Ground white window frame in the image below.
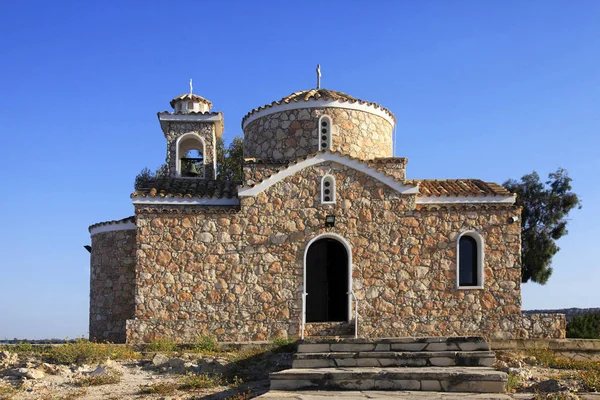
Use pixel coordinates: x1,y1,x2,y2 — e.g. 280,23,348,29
321,174,336,204
318,115,332,151
456,230,485,289
175,132,206,179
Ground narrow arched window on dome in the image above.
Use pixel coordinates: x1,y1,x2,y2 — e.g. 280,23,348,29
321,175,336,204
318,115,332,151
457,231,485,289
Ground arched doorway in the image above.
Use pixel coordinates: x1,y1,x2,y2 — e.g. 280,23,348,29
304,236,350,322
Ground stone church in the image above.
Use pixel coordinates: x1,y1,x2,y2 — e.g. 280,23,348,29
88,78,565,344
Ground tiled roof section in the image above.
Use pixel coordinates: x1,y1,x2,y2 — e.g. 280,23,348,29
242,88,396,125
371,157,408,164
132,179,239,199
88,216,135,232
169,93,212,108
244,157,291,165
407,179,513,197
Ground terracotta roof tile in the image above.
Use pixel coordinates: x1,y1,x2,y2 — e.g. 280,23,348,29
88,216,135,232
169,93,212,108
132,179,239,199
158,111,221,116
242,88,396,126
407,179,512,197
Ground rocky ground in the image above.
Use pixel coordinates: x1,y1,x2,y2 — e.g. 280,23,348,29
0,345,293,400
0,344,599,399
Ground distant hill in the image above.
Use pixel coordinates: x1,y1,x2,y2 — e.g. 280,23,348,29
524,308,600,321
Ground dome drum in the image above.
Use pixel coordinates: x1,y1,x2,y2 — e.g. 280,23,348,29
243,106,393,161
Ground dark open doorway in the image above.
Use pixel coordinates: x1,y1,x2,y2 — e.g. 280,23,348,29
305,237,349,322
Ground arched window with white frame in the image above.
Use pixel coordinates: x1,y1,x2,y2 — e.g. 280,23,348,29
318,115,332,151
176,133,205,178
457,231,484,289
321,174,336,204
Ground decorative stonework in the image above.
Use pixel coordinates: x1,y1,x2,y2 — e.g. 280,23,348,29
90,229,136,343
243,108,393,161
125,161,535,343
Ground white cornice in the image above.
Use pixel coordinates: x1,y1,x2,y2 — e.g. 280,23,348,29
158,112,224,137
131,196,240,206
416,195,516,204
238,152,418,197
158,113,222,123
242,99,395,129
90,221,136,236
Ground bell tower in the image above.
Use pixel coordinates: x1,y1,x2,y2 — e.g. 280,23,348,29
157,82,223,180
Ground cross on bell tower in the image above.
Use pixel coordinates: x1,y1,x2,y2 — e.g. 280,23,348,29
316,64,321,89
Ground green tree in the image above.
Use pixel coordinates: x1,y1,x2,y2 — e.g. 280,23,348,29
134,164,167,189
504,168,581,284
567,314,600,339
134,137,244,189
216,136,244,181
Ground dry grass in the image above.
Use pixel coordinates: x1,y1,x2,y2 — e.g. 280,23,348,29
506,372,522,393
225,391,254,400
39,389,88,400
0,383,17,400
579,369,600,392
139,382,178,395
73,372,122,387
45,340,138,365
178,372,224,390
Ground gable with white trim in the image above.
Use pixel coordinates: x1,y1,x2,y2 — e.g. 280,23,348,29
238,152,419,197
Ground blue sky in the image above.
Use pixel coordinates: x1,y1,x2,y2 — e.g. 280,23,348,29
0,1,598,339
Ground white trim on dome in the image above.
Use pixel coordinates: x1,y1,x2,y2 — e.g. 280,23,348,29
90,221,136,236
238,152,418,197
242,98,395,129
416,195,516,204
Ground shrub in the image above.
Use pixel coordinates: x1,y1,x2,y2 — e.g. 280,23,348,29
139,382,177,395
44,339,138,365
567,313,600,339
73,372,121,387
506,372,521,392
178,373,223,390
526,348,600,372
146,338,178,352
191,335,218,353
580,369,600,392
225,391,253,400
270,336,296,353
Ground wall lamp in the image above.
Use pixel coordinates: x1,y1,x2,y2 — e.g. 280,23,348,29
325,215,336,227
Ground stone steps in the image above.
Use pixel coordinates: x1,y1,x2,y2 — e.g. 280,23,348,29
297,336,490,353
270,366,508,393
292,350,495,368
270,336,506,393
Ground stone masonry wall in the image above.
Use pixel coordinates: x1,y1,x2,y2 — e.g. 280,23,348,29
90,229,136,343
165,121,216,180
123,161,547,343
243,108,393,161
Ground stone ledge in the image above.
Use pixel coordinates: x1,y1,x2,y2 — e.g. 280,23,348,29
270,367,507,393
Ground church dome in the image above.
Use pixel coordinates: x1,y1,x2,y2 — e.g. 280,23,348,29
242,88,395,128
170,93,212,114
242,87,396,161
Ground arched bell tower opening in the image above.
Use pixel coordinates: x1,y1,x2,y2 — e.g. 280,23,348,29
176,133,206,178
304,234,351,322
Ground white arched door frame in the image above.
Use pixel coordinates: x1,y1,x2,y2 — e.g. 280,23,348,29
302,233,353,335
